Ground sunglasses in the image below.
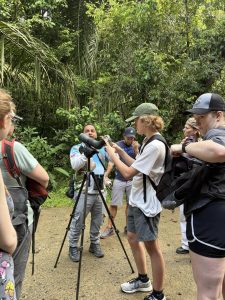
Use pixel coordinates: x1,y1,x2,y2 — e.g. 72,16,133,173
12,115,23,124
8,112,23,124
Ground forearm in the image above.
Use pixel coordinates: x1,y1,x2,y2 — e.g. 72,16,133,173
105,161,114,177
107,151,136,179
171,140,225,163
0,199,17,254
117,149,135,166
70,154,87,171
185,140,225,163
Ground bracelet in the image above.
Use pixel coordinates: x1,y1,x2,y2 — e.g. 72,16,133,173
182,143,187,153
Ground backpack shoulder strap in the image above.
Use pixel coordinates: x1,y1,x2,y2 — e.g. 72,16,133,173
2,139,23,187
142,134,170,201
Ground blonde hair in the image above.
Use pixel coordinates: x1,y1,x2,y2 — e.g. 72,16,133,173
186,117,199,130
185,117,201,140
0,89,15,121
140,115,164,132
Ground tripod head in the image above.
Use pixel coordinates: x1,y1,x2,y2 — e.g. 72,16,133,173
79,144,98,158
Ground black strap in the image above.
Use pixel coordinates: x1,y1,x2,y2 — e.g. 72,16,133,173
140,134,169,201
96,152,106,171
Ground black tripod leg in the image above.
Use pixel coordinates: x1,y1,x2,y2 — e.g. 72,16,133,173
76,171,90,300
54,174,87,268
91,173,134,274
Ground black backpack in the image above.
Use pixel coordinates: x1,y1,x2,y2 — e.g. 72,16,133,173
140,134,199,205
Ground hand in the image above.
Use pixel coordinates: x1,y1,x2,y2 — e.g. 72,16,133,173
181,137,188,144
102,137,120,154
104,176,112,187
132,141,139,154
170,144,182,157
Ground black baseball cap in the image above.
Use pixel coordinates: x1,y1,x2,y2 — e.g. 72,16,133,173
185,93,225,115
123,127,136,138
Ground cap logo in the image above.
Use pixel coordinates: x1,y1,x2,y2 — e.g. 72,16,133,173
194,98,201,106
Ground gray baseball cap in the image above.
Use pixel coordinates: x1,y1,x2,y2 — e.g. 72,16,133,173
126,103,159,122
186,93,225,115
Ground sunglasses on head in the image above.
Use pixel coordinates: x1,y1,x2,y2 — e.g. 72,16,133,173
11,114,23,124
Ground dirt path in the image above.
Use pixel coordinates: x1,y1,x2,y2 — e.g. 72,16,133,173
21,206,197,300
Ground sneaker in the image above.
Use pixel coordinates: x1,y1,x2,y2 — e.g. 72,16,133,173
89,243,104,258
100,227,114,239
176,247,189,254
121,277,152,294
69,247,80,262
144,292,166,300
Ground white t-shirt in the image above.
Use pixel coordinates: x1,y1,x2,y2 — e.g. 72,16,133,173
129,137,166,217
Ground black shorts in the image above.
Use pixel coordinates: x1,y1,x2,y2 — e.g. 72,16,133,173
186,200,225,258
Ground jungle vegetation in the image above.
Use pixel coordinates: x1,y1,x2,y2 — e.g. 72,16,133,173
1,0,225,185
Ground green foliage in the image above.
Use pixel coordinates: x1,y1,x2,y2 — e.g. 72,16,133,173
14,126,68,189
55,106,126,146
44,186,74,208
1,0,225,181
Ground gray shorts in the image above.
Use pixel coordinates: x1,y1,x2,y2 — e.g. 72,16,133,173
127,205,160,241
110,179,132,206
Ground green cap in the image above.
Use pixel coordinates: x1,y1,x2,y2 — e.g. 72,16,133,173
125,103,159,122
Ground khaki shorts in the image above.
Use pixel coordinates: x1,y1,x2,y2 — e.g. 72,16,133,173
110,179,132,206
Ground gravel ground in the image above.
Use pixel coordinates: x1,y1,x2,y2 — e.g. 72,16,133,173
21,206,198,300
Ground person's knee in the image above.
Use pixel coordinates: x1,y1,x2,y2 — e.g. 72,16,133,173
110,205,118,210
127,232,137,245
109,205,118,216
144,239,160,254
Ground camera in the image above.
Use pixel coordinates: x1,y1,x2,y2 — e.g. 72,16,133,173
78,134,112,158
79,144,98,158
79,134,112,149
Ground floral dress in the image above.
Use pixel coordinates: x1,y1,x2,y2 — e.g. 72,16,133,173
0,194,16,300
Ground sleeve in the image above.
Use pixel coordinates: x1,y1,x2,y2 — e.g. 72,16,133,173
14,142,38,174
204,129,225,146
131,141,164,176
70,144,88,171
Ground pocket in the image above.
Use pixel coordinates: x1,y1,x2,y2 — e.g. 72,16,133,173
93,175,104,190
14,223,28,246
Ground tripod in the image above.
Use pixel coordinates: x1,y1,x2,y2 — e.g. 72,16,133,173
54,153,134,300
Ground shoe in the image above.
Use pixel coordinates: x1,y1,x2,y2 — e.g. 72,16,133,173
176,246,189,254
144,292,166,300
69,247,80,262
100,227,114,239
89,243,104,258
124,226,127,234
121,277,152,294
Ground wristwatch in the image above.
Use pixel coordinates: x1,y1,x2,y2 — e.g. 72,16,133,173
182,143,187,153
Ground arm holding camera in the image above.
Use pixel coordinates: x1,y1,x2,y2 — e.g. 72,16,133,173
104,141,137,180
110,142,136,167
